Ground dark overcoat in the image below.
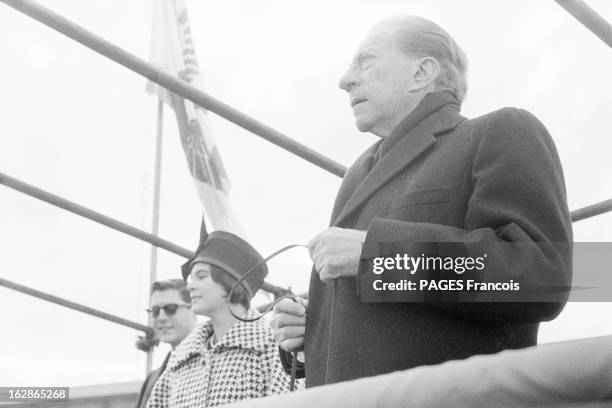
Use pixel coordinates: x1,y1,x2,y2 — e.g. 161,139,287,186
302,91,573,387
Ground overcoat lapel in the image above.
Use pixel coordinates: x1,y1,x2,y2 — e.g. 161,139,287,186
332,104,465,226
328,142,380,223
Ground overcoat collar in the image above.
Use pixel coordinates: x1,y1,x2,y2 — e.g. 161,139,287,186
332,91,465,226
167,309,268,371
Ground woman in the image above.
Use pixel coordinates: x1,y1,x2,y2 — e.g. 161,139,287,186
146,231,296,408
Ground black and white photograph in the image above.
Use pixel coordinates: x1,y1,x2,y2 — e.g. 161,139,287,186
0,0,611,407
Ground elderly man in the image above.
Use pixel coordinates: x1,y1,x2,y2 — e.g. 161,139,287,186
272,15,572,387
135,279,197,408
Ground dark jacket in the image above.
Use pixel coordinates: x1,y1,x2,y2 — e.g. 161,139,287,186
298,91,573,387
135,352,170,408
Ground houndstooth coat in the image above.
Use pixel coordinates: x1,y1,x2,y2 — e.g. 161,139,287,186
146,310,299,408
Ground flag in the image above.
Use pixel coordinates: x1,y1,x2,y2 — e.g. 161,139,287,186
147,0,247,239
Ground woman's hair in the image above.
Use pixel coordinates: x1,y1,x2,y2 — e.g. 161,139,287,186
210,265,251,309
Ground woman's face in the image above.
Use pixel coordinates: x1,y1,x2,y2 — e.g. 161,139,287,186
187,263,228,316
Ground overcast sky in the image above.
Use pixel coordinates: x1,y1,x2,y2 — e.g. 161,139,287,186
0,0,611,387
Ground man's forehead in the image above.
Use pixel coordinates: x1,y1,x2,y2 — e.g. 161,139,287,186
354,23,401,55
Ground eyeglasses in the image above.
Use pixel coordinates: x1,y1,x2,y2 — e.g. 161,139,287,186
146,303,190,318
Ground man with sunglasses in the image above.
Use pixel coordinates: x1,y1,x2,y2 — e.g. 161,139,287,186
136,279,197,408
146,231,298,408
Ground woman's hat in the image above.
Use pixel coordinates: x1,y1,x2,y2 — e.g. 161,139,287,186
181,230,267,298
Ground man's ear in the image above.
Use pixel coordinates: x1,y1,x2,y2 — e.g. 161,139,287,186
413,57,440,90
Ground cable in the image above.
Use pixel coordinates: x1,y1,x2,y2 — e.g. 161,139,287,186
226,243,308,391
227,244,307,323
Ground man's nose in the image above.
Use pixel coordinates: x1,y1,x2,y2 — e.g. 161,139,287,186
338,67,357,91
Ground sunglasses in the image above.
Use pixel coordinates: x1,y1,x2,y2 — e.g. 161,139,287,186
146,303,190,318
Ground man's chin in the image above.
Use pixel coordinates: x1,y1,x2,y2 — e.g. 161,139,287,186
159,334,175,344
355,118,372,133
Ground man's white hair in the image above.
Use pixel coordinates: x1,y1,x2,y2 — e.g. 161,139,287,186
380,16,468,104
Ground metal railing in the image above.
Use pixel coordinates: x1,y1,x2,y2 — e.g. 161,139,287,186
554,0,612,48
0,276,302,341
0,171,290,297
0,0,346,178
0,277,154,336
571,198,612,222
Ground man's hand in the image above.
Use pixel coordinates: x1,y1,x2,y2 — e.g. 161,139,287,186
270,297,307,352
308,227,367,284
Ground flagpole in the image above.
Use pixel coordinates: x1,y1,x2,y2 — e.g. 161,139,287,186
146,98,164,375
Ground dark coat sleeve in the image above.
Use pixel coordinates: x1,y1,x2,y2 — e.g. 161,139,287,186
363,108,573,324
